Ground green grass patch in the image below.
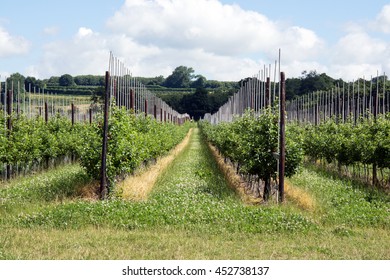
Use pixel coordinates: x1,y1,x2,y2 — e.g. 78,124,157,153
0,164,91,222
288,168,390,228
1,129,390,259
13,129,315,234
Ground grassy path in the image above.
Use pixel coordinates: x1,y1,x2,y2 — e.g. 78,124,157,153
0,128,389,259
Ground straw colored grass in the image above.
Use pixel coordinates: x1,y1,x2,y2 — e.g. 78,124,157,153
207,142,316,210
117,128,193,201
207,142,261,204
284,181,316,211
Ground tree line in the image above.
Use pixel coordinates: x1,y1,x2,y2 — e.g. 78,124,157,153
3,67,386,120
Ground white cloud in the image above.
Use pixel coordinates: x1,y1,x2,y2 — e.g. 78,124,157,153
29,28,108,77
374,4,390,33
329,29,390,80
332,32,387,64
76,27,94,38
27,1,390,82
106,0,323,67
0,26,30,57
43,26,59,36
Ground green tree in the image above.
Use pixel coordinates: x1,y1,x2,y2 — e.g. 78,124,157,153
181,87,209,120
59,74,75,87
46,76,60,86
164,66,195,88
191,75,206,88
6,73,25,93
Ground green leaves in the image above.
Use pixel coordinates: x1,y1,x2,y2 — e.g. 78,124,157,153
200,109,304,182
301,113,390,169
78,106,191,189
0,114,86,167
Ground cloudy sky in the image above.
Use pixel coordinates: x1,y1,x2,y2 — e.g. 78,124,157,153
1,0,389,81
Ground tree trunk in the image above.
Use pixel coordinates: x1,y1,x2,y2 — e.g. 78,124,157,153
263,177,271,201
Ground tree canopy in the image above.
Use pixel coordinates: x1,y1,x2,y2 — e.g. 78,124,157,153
59,74,75,87
164,66,195,88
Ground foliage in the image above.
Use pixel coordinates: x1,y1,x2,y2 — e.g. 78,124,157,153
6,73,25,94
58,74,75,87
180,88,210,120
300,114,390,169
200,109,304,199
78,106,191,189
15,129,315,234
286,71,336,100
164,66,195,88
0,114,88,167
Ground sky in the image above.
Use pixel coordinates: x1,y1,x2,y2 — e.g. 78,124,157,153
1,0,390,81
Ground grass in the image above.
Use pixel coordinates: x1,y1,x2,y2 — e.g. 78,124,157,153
0,128,389,259
116,128,193,200
1,227,389,260
287,168,390,228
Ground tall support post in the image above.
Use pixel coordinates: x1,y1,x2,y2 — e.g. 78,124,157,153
144,99,148,118
6,90,13,179
373,75,379,186
71,103,75,126
130,89,135,111
279,72,286,203
89,108,92,124
266,77,271,107
44,102,48,123
100,71,110,200
154,104,157,120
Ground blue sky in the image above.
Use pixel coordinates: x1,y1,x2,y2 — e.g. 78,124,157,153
1,0,389,81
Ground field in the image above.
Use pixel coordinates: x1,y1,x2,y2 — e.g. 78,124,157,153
1,128,389,259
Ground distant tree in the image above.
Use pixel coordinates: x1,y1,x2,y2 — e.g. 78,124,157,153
286,77,301,100
191,75,206,88
59,74,75,87
181,87,209,120
74,75,105,86
46,76,60,86
164,66,195,88
6,73,25,93
299,71,334,95
24,76,38,91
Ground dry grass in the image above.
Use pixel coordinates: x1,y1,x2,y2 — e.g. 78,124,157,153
207,143,262,205
117,129,193,201
77,180,100,200
207,142,316,210
284,181,316,211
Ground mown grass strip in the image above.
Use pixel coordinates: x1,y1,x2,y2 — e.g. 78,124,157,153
13,128,315,235
116,128,193,201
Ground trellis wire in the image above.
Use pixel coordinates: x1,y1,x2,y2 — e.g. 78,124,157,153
107,52,189,123
203,62,280,124
286,73,389,124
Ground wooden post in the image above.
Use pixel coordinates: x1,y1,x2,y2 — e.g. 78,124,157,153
373,84,379,186
100,71,110,200
44,102,48,123
130,89,134,111
144,99,148,118
71,103,75,126
279,72,286,203
6,90,13,179
265,77,270,107
89,108,92,124
154,105,157,120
